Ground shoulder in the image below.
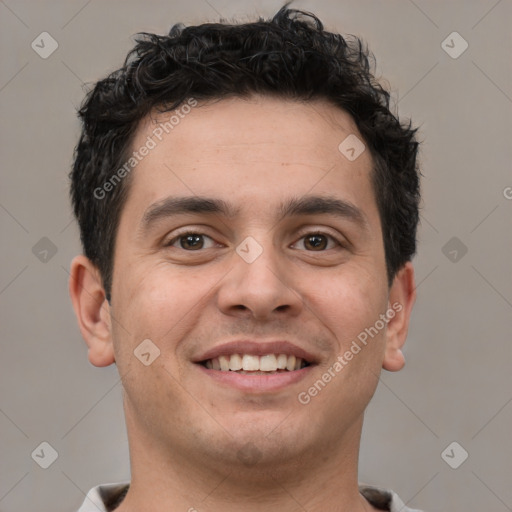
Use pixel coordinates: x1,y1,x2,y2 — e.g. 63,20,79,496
359,484,424,512
77,482,130,512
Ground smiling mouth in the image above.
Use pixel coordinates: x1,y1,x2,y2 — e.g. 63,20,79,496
200,353,311,373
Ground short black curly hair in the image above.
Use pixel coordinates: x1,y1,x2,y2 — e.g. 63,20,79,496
70,3,420,301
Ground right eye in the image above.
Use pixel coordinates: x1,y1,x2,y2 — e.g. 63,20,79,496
164,231,218,251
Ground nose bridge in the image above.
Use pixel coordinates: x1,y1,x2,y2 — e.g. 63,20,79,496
217,232,301,318
238,236,281,282
235,232,287,290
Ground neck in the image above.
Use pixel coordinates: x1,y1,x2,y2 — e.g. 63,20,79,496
115,410,376,512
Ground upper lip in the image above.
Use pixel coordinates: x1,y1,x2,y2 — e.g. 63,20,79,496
193,340,319,364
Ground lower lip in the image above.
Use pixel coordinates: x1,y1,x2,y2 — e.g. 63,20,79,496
195,364,314,392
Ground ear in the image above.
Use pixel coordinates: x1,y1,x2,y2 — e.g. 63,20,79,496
382,261,416,372
69,255,115,367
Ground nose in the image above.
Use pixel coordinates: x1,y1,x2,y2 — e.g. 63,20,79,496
216,237,303,321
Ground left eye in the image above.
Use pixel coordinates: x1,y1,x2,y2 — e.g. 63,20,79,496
166,232,217,250
293,233,340,251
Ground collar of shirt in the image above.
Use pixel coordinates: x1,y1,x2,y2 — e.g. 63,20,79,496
77,481,424,512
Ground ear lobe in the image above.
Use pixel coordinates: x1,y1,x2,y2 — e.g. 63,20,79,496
382,261,416,372
69,255,115,367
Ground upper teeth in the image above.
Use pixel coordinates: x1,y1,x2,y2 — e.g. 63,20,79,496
204,354,306,372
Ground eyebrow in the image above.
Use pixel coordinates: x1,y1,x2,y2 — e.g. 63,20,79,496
140,196,240,232
278,195,368,230
139,194,369,233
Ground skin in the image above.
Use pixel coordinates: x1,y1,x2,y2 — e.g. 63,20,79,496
70,95,416,512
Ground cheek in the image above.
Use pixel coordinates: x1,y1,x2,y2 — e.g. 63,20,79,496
112,263,217,353
302,272,387,422
110,266,208,412
307,267,388,347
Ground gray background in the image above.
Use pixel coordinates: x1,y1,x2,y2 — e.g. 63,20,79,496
1,0,511,511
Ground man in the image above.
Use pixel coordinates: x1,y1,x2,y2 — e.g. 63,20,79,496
69,4,422,511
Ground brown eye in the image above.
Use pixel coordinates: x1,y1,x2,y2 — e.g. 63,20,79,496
166,232,216,250
304,234,328,250
180,234,204,250
293,232,342,252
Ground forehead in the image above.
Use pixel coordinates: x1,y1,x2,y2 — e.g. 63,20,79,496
121,95,377,228
138,96,364,164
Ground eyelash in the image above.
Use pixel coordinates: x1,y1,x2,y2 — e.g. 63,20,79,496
164,229,344,251
294,231,344,251
164,231,219,250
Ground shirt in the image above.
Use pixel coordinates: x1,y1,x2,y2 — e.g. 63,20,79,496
77,481,424,511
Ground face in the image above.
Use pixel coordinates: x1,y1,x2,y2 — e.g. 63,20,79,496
108,96,398,476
